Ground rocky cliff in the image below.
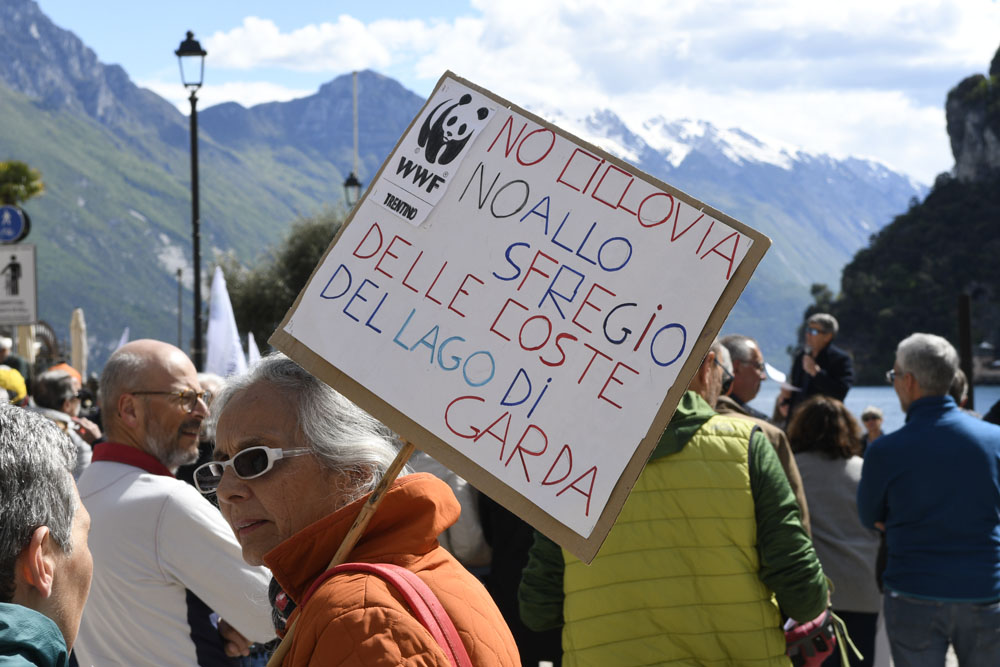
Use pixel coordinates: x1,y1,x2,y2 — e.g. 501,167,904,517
946,46,1000,183
828,43,1000,382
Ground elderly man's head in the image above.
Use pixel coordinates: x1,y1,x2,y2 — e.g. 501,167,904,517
689,339,732,407
720,334,766,403
890,333,959,412
0,404,92,650
205,354,402,566
34,369,81,416
99,340,209,472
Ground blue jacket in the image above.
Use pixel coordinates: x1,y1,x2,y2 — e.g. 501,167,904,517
858,395,1000,601
0,603,68,666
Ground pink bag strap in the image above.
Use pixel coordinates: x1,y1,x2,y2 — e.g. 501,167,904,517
300,562,473,667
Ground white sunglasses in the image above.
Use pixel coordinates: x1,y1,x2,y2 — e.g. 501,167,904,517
193,445,312,495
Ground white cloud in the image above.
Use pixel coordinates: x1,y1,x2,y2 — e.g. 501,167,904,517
176,0,1000,182
138,78,314,112
202,15,457,72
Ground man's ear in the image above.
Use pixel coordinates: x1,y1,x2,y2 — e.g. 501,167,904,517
19,526,56,598
701,350,716,385
689,350,714,393
118,392,140,429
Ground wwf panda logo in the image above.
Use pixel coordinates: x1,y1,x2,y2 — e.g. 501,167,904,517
417,93,489,166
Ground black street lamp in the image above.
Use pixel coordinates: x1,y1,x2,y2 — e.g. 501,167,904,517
175,31,206,370
343,171,362,207
343,70,363,208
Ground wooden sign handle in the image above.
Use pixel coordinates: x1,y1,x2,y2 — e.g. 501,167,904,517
266,440,416,666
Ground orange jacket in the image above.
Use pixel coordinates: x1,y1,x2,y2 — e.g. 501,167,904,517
264,473,520,666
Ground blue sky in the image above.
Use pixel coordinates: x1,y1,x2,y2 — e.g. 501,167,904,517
34,0,1000,183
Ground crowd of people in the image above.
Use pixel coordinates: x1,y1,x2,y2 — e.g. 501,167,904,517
1,314,999,667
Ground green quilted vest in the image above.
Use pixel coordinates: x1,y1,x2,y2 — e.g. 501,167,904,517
561,415,789,666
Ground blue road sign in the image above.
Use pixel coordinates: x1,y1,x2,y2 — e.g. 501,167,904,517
0,206,28,244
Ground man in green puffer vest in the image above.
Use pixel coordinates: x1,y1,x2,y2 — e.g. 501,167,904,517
519,339,828,666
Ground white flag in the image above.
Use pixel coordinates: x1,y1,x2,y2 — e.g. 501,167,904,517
70,309,88,378
205,267,247,377
247,331,262,366
115,327,130,351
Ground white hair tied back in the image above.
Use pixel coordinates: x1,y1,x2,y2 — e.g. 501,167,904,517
209,353,407,502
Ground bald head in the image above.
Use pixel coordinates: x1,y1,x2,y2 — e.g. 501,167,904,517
99,340,207,470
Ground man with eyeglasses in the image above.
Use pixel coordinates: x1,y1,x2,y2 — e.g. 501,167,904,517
521,339,828,665
73,340,275,666
859,333,1000,666
716,334,811,534
787,313,854,416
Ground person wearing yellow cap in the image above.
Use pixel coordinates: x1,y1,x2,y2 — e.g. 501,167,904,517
0,335,30,389
0,365,27,405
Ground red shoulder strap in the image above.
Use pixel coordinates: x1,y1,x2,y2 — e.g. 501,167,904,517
299,562,473,667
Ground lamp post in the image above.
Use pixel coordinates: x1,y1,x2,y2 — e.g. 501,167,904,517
343,70,362,207
176,268,182,349
175,31,206,370
343,171,361,207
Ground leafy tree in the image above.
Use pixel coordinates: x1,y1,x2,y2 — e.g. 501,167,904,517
0,160,44,206
829,172,1000,383
221,208,345,350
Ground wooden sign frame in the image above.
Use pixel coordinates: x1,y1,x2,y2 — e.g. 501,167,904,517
271,72,769,563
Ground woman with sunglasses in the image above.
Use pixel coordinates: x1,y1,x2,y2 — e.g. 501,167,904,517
201,353,518,666
789,395,881,667
859,406,884,454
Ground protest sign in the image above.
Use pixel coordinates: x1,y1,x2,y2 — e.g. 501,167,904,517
271,72,769,562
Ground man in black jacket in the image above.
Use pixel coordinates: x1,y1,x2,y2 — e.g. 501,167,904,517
788,313,853,416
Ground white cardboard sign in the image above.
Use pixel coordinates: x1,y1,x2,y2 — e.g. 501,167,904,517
272,73,769,562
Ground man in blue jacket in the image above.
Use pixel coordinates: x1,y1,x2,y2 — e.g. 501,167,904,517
858,332,1000,666
0,405,92,666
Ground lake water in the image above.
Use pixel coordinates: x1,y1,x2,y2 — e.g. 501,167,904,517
746,383,1000,434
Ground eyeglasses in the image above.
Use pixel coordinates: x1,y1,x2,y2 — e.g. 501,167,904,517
885,369,897,384
714,358,734,387
131,389,212,413
193,445,313,495
807,327,827,336
737,359,766,373
862,415,881,422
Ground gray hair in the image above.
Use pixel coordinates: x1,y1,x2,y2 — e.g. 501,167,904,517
0,404,78,602
720,334,757,364
209,354,406,503
950,368,970,406
808,313,839,336
861,405,883,420
33,370,77,411
711,338,732,375
197,372,226,441
197,372,225,400
896,333,959,396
